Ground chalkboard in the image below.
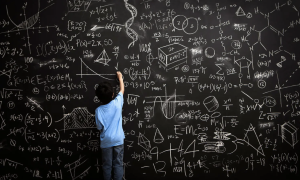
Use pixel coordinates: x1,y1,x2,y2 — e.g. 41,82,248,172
0,0,299,179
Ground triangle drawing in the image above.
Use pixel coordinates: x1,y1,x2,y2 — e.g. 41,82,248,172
236,6,246,16
94,49,111,66
138,132,151,151
153,128,164,144
242,123,265,156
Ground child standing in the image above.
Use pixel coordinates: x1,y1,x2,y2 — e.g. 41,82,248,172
95,71,125,180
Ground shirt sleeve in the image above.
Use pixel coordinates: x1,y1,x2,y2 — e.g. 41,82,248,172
114,92,124,107
95,109,103,131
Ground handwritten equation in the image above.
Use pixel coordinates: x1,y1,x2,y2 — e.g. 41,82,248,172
0,0,299,179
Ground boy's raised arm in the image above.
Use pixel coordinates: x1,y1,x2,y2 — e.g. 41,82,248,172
117,71,124,95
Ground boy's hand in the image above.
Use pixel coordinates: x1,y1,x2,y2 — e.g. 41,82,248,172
117,71,122,80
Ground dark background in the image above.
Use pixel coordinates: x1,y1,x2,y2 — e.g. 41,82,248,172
0,0,299,179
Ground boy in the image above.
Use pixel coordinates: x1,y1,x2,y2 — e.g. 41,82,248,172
95,71,125,180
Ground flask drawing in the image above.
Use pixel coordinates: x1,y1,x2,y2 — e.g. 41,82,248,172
203,96,219,112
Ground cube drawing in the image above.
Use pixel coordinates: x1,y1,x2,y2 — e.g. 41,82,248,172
281,122,298,147
158,43,187,70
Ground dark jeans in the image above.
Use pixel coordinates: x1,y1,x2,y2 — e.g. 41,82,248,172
101,144,124,180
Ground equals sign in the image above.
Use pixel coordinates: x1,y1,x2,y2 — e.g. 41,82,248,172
141,166,149,174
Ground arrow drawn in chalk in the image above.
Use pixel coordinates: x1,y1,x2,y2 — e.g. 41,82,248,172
90,25,104,31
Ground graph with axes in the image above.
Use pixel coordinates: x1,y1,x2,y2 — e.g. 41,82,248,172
2,0,57,54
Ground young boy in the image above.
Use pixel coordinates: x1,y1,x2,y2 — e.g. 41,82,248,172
95,71,125,180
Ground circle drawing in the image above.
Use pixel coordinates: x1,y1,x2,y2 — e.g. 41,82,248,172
7,101,15,109
123,68,129,74
32,87,40,94
181,65,189,72
172,15,198,34
205,47,215,58
231,40,242,49
200,114,210,122
263,96,276,107
172,15,188,30
182,17,198,34
258,79,266,89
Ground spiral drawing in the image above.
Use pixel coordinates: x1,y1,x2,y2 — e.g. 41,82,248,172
124,0,138,48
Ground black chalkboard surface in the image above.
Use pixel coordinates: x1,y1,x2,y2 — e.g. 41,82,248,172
0,0,299,179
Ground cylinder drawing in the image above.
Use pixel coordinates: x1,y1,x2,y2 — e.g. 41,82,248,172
203,96,219,112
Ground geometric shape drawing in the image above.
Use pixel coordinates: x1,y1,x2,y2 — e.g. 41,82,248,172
228,123,265,156
153,128,164,144
94,49,111,66
0,69,12,78
258,79,266,89
263,96,276,107
234,56,253,72
172,15,188,30
231,40,242,49
158,43,188,71
233,55,254,80
236,6,246,16
242,124,265,156
182,17,198,35
205,47,215,58
280,122,298,148
203,96,219,112
56,107,95,132
138,132,151,151
172,15,198,34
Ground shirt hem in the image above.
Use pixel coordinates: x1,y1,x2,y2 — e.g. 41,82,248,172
100,142,124,149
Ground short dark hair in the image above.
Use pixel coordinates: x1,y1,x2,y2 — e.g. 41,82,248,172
95,82,114,104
